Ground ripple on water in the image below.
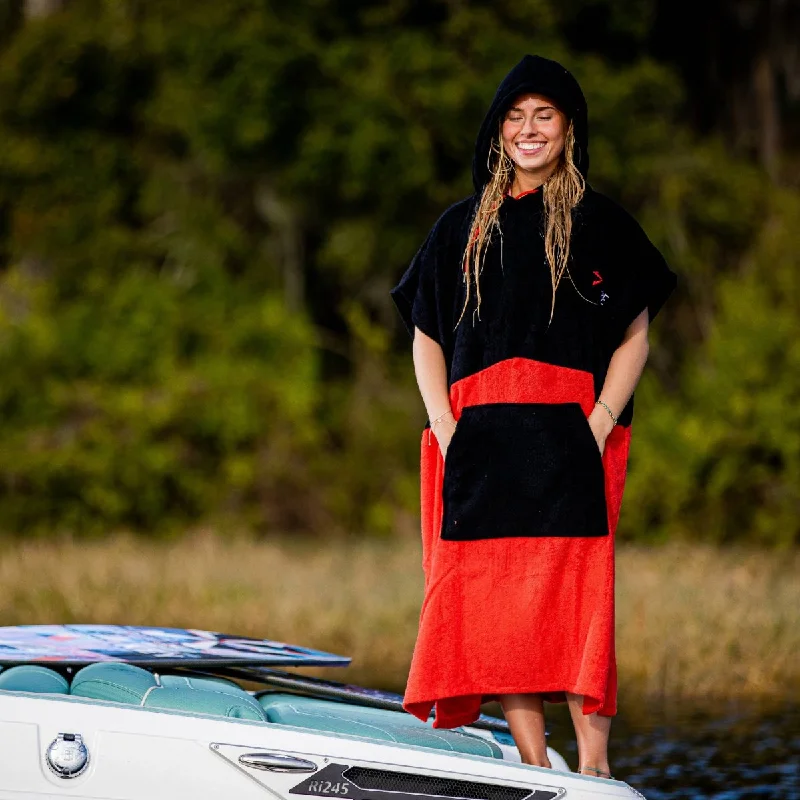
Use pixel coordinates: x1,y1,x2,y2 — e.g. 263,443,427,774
544,700,800,800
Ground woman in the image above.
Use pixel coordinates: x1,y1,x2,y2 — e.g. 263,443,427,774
391,55,678,777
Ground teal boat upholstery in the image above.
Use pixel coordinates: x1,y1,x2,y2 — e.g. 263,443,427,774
0,665,69,694
67,662,266,720
0,662,504,753
143,685,266,720
258,693,502,758
71,662,158,703
158,674,243,694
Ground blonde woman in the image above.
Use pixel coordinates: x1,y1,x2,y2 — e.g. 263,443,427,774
391,55,677,778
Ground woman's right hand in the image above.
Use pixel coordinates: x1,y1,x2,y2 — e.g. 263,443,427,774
436,423,456,460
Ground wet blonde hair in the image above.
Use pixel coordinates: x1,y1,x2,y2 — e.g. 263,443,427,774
458,117,586,327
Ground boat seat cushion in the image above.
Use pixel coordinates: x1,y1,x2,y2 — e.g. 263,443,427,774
158,674,243,695
69,662,266,721
143,686,267,720
0,665,69,694
71,662,158,704
258,693,502,758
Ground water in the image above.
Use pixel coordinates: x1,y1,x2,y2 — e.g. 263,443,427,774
544,700,800,799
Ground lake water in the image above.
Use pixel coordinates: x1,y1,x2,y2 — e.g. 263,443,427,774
544,700,800,799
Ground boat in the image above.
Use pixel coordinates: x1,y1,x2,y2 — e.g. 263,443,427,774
0,625,644,798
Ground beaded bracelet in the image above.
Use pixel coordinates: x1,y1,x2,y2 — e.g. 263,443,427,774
595,399,619,426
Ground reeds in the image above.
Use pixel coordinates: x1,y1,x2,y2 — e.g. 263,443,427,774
615,544,800,703
0,534,797,703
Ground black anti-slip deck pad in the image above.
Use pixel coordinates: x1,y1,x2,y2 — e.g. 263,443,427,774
0,625,350,668
290,764,562,800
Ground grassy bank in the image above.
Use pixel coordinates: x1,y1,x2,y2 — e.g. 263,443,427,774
0,535,797,704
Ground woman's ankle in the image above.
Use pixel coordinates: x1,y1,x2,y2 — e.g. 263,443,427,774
524,757,553,768
578,765,611,778
518,749,552,768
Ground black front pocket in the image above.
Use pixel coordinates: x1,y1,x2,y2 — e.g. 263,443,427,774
441,402,608,540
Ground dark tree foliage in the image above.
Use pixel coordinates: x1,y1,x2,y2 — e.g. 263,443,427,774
651,0,799,182
0,0,797,543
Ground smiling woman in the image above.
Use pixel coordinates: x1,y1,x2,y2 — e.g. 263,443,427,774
501,96,567,188
391,55,678,779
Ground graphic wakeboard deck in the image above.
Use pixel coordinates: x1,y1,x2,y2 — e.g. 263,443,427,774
0,625,351,668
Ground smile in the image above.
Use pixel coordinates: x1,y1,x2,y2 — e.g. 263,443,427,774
516,142,546,155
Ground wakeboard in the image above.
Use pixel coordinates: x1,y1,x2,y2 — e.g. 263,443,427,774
0,625,350,668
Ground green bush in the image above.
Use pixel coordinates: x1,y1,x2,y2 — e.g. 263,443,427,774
0,0,796,543
0,264,323,534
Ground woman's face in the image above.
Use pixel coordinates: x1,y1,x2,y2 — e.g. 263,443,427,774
501,94,567,182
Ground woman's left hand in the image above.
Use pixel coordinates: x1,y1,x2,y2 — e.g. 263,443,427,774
587,406,615,456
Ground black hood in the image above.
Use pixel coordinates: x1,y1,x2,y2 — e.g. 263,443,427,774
472,55,589,192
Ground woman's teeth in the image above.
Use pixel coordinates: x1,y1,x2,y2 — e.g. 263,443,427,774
517,142,545,154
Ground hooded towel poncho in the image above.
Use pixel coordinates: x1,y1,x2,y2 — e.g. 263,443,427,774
392,55,678,728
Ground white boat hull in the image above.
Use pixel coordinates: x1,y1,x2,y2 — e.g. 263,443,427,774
0,692,642,799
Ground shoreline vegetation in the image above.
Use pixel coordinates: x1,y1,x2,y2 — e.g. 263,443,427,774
0,5,798,549
1,534,797,706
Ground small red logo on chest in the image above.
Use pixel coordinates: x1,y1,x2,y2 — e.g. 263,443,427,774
592,270,603,286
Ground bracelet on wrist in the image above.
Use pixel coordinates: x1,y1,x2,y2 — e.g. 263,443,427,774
428,410,457,446
595,399,619,426
431,410,454,426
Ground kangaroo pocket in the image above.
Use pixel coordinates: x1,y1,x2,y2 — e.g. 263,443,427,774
441,402,608,540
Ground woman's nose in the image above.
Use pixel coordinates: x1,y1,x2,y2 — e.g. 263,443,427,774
521,115,538,135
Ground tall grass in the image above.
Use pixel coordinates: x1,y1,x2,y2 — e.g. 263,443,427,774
0,535,797,703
